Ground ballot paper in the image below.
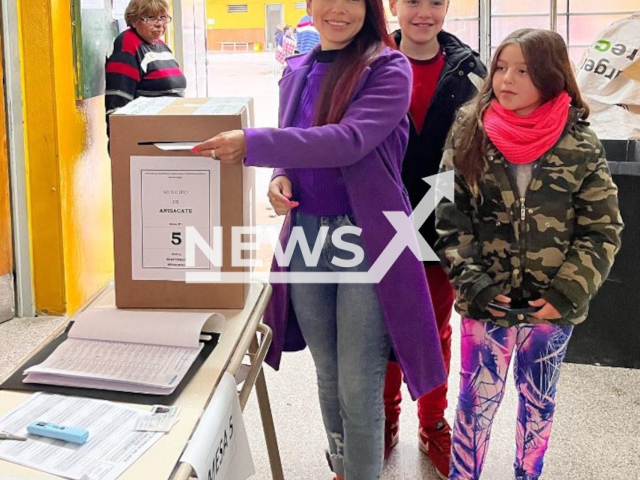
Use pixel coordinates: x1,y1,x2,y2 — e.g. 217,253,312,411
0,393,163,480
135,405,181,432
23,307,213,395
153,142,199,151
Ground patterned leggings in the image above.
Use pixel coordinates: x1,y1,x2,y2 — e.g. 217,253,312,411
449,318,573,480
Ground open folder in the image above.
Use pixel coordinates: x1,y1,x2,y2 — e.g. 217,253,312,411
22,308,217,395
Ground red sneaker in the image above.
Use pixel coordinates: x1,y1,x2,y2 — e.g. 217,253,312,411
384,419,400,460
418,420,452,480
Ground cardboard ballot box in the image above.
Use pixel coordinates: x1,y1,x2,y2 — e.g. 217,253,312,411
109,97,255,309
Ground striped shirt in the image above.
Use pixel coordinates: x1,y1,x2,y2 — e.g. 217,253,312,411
105,29,186,117
296,15,320,54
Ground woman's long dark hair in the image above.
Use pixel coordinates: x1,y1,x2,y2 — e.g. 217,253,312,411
313,0,390,125
456,29,590,194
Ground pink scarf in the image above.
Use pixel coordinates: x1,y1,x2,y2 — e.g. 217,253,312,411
483,91,572,165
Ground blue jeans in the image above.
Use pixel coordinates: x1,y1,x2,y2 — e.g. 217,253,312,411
290,213,391,480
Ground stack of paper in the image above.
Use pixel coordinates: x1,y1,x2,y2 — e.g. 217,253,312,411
23,308,214,395
0,392,163,480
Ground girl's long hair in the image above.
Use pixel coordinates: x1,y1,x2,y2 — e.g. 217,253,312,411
456,28,590,192
314,0,390,125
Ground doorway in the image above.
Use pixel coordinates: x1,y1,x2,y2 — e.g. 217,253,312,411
173,0,209,97
265,4,284,51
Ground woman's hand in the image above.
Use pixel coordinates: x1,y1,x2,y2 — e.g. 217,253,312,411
192,130,246,164
268,176,299,215
487,294,511,318
528,298,561,322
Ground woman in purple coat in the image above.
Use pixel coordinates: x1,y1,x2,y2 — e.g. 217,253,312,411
193,0,445,477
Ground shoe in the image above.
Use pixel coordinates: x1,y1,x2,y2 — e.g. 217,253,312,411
418,420,452,480
333,476,344,480
384,419,400,460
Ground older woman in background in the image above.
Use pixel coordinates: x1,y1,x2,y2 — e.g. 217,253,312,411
105,0,186,123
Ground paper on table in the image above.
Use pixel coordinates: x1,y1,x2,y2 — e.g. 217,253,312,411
0,393,162,480
68,306,213,348
21,307,217,394
23,371,181,395
24,338,203,388
135,405,181,432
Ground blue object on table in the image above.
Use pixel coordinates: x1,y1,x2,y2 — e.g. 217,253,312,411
27,421,89,445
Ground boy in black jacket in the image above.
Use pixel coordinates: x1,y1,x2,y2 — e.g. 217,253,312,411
384,1,486,478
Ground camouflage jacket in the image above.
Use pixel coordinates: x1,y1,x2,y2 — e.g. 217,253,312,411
435,108,623,327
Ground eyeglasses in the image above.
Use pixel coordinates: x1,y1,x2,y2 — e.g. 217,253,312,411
141,15,172,25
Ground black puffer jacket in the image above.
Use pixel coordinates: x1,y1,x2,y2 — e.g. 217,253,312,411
393,29,487,265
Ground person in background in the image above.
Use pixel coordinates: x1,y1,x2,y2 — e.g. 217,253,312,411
381,1,486,478
276,25,297,65
192,0,447,476
296,14,320,53
283,24,295,43
436,29,623,480
105,0,186,129
274,22,286,48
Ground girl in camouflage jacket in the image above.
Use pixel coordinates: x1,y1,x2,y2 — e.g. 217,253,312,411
435,29,623,480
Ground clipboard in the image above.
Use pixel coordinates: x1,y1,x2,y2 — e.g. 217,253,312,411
0,324,220,406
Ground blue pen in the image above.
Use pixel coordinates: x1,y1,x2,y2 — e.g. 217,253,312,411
27,421,89,445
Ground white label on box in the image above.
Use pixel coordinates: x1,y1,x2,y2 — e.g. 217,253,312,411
194,97,250,116
116,96,178,116
130,156,221,281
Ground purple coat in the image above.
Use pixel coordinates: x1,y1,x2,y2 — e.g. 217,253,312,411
244,47,446,399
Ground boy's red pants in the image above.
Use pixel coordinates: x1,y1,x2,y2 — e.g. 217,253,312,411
383,265,454,428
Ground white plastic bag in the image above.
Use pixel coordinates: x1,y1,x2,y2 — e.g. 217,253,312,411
577,13,640,139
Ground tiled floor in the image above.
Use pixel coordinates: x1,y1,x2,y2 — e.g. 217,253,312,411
0,316,66,382
240,312,640,480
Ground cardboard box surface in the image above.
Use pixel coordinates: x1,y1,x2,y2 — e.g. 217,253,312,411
110,97,255,309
